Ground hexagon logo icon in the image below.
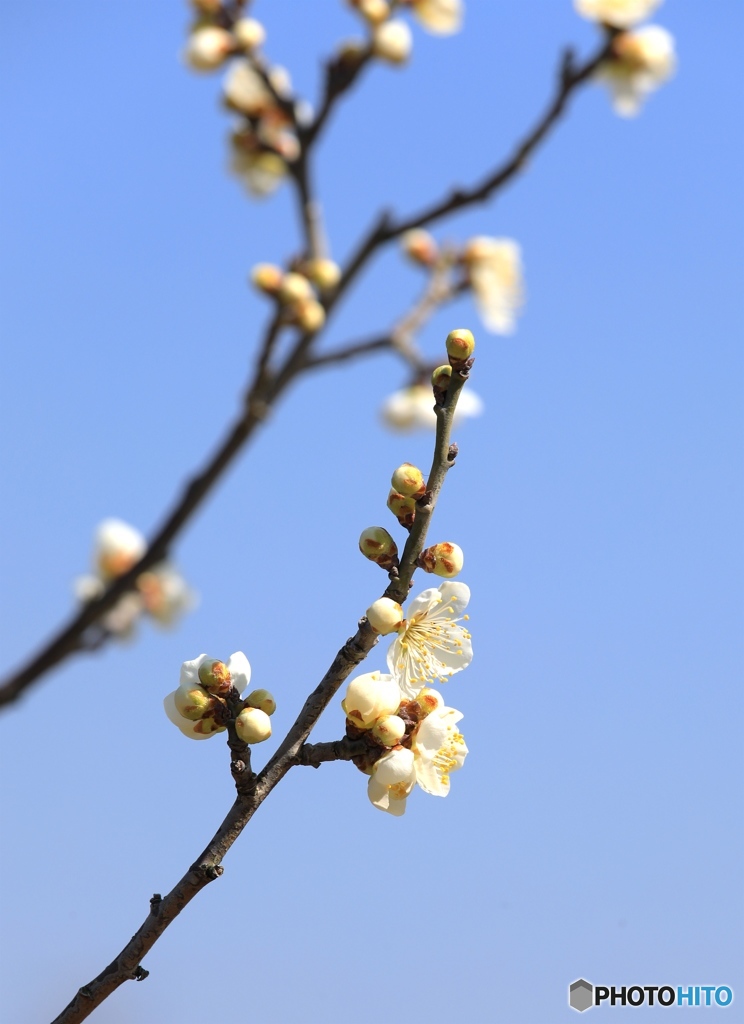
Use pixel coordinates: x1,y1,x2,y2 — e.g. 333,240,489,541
569,978,593,1012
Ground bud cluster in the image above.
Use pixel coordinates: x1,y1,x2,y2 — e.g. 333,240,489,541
345,0,463,68
251,262,339,333
341,671,443,772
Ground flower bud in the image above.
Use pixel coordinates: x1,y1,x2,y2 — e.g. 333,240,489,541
251,263,284,296
336,39,367,71
359,527,399,570
401,228,439,267
372,714,407,747
366,597,404,635
418,542,464,578
342,671,401,730
412,687,444,718
352,0,391,25
233,18,266,52
198,658,233,695
431,364,452,394
391,463,425,499
246,688,276,716
445,328,475,365
387,488,416,528
305,258,341,292
294,297,326,333
184,27,233,72
192,714,225,737
235,706,272,744
372,20,412,63
173,684,215,722
277,271,314,305
190,0,221,12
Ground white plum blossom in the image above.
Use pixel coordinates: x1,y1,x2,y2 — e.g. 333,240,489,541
164,652,251,740
574,0,662,29
93,518,146,581
372,20,413,63
410,0,463,35
136,564,195,626
387,581,472,698
380,383,483,433
463,237,524,335
412,701,468,796
223,60,292,117
229,139,288,197
341,670,402,730
367,699,469,815
598,26,676,117
367,746,416,816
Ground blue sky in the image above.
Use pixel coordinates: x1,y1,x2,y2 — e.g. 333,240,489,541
1,2,742,1022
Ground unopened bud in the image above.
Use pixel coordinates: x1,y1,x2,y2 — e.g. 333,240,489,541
278,272,314,305
372,20,412,64
387,488,416,528
246,688,276,716
352,0,391,25
294,297,326,333
431,363,452,392
305,258,341,292
391,463,425,499
235,706,272,744
401,229,439,267
418,542,464,578
359,527,399,570
372,714,407,746
445,328,475,365
251,263,284,295
413,687,444,718
337,39,367,70
173,684,215,721
233,18,266,51
366,597,404,635
198,658,233,695
184,27,233,72
342,671,401,730
192,714,225,737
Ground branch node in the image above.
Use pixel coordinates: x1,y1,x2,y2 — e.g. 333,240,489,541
149,893,162,916
447,443,459,463
231,759,247,775
204,864,224,880
78,986,93,1000
133,966,149,983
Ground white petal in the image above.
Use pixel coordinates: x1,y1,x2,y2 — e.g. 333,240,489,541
413,0,462,34
373,747,415,787
367,777,408,815
163,691,214,740
427,581,470,620
179,654,209,687
227,651,251,693
405,586,445,621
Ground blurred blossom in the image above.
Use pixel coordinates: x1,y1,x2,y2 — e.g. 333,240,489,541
574,0,662,29
400,228,439,267
229,131,288,196
598,26,676,116
183,26,233,72
409,0,463,35
380,383,483,432
372,20,413,63
463,236,524,335
223,60,292,118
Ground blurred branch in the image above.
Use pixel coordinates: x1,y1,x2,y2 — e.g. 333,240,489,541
0,33,613,710
51,373,467,1024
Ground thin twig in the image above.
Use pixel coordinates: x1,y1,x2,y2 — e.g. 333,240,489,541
51,374,468,1024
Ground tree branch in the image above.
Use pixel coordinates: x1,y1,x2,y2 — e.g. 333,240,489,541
50,370,468,1024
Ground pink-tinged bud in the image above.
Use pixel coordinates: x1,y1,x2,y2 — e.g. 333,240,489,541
184,27,233,72
233,18,266,52
359,527,399,570
372,19,412,63
445,328,475,365
251,263,284,295
391,463,426,499
401,229,439,267
371,714,407,746
277,272,314,305
173,684,215,722
293,297,326,333
198,658,233,695
366,597,404,635
387,488,416,528
305,258,341,293
246,688,276,716
418,542,464,578
235,707,272,744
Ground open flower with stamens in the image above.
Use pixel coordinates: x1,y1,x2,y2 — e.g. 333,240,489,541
463,236,524,335
387,581,472,698
412,702,468,796
164,651,251,740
